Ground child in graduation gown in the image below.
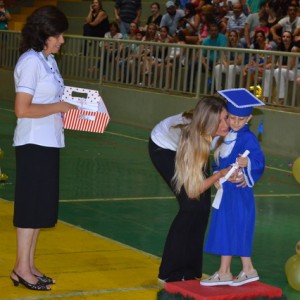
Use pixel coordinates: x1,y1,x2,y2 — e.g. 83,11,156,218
201,88,265,287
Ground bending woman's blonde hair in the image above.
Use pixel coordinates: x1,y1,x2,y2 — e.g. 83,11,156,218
173,96,226,199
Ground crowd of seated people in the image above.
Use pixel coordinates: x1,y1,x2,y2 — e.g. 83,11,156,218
83,0,300,105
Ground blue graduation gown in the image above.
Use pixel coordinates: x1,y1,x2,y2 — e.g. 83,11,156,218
204,125,265,257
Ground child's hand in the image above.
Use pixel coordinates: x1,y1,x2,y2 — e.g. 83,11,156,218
227,167,241,183
237,155,248,168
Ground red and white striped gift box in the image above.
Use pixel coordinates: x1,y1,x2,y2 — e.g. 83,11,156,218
63,110,110,133
62,86,110,133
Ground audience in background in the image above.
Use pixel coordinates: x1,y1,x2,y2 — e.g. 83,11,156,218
123,21,138,40
142,2,162,31
99,21,123,78
214,29,243,90
197,11,215,44
83,0,109,38
246,0,265,13
243,1,267,48
177,3,200,38
226,2,247,42
118,29,143,82
263,31,295,102
0,0,11,30
273,42,300,104
164,30,187,88
201,22,227,71
270,4,300,44
160,1,185,36
78,0,300,105
243,29,271,87
114,0,141,35
140,22,158,74
187,22,227,91
119,21,138,61
205,2,227,34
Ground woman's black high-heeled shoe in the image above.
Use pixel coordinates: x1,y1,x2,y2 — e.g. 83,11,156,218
34,274,55,285
10,270,50,291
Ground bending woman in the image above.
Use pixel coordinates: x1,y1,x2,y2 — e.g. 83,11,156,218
149,96,231,283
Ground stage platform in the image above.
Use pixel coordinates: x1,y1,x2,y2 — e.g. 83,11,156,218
162,280,284,300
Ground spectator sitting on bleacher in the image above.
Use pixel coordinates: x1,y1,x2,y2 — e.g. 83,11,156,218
242,29,271,87
118,22,138,60
160,1,185,36
168,29,186,64
118,29,143,82
140,22,158,74
187,22,227,91
141,2,162,32
201,22,227,72
146,25,174,88
243,1,267,48
211,0,227,21
264,0,283,48
255,16,270,41
177,2,200,43
164,30,186,89
122,21,138,40
226,2,247,43
270,4,300,44
158,25,173,43
197,10,215,44
0,0,11,30
114,0,142,35
273,37,300,104
263,31,294,102
214,29,243,90
97,21,123,79
83,0,109,38
210,0,228,34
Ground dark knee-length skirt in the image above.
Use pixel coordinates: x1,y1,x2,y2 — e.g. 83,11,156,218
14,144,60,228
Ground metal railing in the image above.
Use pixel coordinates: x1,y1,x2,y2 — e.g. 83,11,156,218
1,30,300,108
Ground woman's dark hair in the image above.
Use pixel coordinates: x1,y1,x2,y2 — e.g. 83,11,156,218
253,29,266,49
151,2,160,10
278,30,294,51
185,2,196,16
160,25,169,33
110,21,120,32
20,5,68,54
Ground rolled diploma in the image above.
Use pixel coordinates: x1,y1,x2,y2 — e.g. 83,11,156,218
212,150,250,209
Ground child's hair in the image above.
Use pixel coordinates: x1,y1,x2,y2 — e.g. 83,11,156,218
109,21,120,32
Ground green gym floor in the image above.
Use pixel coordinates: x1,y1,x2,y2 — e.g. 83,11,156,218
0,99,300,300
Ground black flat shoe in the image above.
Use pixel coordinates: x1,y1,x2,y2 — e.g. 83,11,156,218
10,270,50,291
34,274,55,285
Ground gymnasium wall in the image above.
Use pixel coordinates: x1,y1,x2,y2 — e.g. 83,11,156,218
1,68,299,158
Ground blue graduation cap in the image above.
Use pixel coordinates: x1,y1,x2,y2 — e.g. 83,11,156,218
217,88,265,117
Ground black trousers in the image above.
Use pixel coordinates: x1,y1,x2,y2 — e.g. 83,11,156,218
148,138,211,281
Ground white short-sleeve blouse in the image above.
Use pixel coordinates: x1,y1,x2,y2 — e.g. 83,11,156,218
13,49,65,148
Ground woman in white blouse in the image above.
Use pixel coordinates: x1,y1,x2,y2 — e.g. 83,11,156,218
11,5,76,291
